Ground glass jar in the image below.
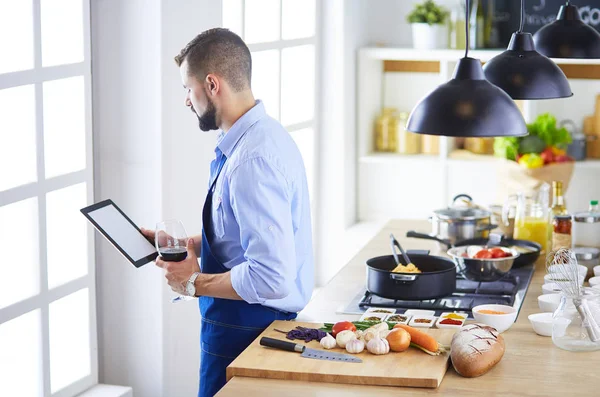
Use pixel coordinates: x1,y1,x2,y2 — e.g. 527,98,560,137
421,135,439,155
552,215,572,251
374,108,398,152
553,289,600,352
395,112,421,154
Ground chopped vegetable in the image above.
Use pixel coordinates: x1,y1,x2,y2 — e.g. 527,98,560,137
331,321,357,337
393,324,444,355
275,326,327,343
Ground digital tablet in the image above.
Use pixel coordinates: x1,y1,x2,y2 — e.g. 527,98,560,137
80,199,158,267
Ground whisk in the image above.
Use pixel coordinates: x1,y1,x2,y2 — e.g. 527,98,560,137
546,248,600,342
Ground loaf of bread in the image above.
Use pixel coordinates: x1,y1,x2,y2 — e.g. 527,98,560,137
450,323,505,378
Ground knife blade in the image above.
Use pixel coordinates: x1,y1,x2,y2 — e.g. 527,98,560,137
260,337,362,363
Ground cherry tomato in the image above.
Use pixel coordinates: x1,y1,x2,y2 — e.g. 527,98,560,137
332,321,357,337
473,249,493,259
489,247,509,258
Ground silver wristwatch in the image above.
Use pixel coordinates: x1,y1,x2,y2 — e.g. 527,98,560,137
186,272,201,297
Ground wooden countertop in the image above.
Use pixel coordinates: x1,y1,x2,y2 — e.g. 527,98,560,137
217,220,600,396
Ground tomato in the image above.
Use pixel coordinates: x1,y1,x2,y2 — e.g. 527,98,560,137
473,249,493,259
489,247,509,258
331,321,356,337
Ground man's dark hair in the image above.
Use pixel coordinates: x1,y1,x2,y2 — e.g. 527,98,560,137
175,28,251,92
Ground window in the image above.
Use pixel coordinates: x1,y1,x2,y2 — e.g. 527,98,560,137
222,0,318,199
0,1,96,396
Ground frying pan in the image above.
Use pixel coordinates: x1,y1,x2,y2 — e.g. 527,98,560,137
406,231,541,268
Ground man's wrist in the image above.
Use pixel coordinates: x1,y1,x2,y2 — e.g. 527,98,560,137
193,273,206,297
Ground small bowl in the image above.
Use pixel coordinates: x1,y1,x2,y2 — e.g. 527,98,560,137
359,312,387,322
537,293,561,312
472,304,517,333
547,264,587,278
448,246,519,282
528,312,571,337
589,276,600,287
594,265,600,278
409,315,436,328
544,273,585,286
542,283,562,295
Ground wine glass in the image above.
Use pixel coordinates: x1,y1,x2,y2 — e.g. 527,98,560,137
155,220,193,303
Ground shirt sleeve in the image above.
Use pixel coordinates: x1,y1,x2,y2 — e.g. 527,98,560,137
228,157,296,303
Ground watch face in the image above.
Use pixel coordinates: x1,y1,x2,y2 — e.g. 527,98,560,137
186,281,195,296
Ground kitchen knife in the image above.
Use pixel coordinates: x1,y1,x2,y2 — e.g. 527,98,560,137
259,337,362,363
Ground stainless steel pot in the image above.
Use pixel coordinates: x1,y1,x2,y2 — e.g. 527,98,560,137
430,194,495,249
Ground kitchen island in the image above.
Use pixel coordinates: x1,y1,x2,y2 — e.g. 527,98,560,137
217,220,600,396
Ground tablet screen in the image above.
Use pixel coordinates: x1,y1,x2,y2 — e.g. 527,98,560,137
82,200,158,267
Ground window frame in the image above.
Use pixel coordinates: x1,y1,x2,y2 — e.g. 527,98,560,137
0,1,97,396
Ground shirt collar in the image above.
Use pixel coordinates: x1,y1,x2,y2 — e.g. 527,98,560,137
217,100,266,158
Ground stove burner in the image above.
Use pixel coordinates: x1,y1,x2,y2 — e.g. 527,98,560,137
355,266,534,319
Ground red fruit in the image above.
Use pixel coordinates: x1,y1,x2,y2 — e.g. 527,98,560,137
554,154,572,163
540,148,554,164
489,247,509,258
474,249,493,259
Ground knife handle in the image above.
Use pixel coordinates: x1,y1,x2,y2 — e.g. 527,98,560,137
260,337,304,353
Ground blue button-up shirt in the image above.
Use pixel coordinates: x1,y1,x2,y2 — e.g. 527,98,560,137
207,100,314,313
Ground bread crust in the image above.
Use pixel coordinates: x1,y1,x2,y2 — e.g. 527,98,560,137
451,323,505,378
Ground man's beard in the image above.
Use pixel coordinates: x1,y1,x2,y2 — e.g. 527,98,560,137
195,98,218,131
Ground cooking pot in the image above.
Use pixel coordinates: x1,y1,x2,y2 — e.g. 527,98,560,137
429,194,496,249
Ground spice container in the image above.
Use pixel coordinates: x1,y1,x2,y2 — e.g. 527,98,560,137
374,108,398,152
436,312,467,328
385,314,411,325
573,247,600,279
409,316,436,328
572,200,600,249
552,215,572,251
395,112,421,154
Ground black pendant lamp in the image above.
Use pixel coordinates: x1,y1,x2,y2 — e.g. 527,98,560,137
483,0,572,100
533,1,600,59
406,0,527,137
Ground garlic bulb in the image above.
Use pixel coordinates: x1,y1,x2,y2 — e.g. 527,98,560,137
336,330,357,348
319,334,336,349
354,330,365,341
371,322,389,333
363,330,378,343
367,337,390,355
379,329,391,339
345,338,365,354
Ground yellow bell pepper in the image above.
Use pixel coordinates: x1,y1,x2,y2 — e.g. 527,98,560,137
518,153,544,169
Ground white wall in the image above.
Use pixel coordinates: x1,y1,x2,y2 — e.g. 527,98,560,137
92,1,220,396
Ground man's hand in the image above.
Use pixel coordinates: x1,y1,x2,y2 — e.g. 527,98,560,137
156,238,200,295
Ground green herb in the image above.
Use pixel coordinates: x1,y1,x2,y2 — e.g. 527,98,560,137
494,136,519,161
527,113,571,149
406,0,449,25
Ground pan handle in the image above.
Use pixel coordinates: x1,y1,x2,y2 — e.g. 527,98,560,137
406,230,452,247
390,273,417,283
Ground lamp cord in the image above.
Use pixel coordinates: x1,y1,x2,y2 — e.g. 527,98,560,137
519,0,525,33
465,0,470,58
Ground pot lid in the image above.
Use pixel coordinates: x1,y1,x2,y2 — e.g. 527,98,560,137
573,211,600,223
433,207,491,221
573,246,600,260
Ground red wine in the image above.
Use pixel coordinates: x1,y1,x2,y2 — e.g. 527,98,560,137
159,247,187,262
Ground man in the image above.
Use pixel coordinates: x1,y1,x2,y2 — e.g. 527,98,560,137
142,28,314,397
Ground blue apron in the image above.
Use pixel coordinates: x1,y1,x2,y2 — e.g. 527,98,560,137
198,154,296,397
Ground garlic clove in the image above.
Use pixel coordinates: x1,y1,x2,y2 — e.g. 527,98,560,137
319,333,336,349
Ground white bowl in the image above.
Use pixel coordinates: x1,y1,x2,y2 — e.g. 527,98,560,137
542,283,562,295
544,273,585,286
537,293,562,313
589,276,600,287
594,265,600,278
547,264,587,278
528,312,571,337
472,304,517,333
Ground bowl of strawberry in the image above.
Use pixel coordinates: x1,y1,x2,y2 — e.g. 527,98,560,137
447,245,520,282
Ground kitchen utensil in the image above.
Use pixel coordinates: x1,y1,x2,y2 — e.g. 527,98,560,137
447,246,519,282
390,233,415,272
426,194,496,249
546,249,600,345
259,337,362,363
365,252,456,300
406,231,540,269
229,321,456,389
472,304,518,333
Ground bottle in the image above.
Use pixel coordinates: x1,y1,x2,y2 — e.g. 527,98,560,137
552,215,572,251
450,1,466,50
469,0,485,49
551,181,568,216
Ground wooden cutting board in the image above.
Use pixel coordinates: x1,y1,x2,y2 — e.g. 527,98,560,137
226,321,457,388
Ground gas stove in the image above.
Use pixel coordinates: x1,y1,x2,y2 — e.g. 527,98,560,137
341,265,535,319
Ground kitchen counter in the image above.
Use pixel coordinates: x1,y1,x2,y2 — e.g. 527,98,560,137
217,220,600,396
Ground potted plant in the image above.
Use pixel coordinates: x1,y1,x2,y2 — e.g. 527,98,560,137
407,0,450,50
